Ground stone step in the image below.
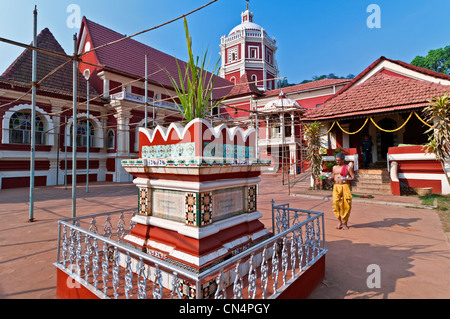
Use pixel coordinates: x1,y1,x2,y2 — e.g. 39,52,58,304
353,184,391,191
358,169,388,174
354,177,390,183
352,183,391,191
351,188,392,196
354,177,391,184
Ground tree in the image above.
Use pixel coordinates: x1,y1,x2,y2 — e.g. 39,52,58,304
422,93,450,184
299,73,355,84
411,46,450,75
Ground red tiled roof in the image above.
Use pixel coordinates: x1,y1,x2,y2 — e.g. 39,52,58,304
264,78,350,98
320,56,450,108
305,72,450,121
82,18,232,100
226,73,263,98
0,28,99,99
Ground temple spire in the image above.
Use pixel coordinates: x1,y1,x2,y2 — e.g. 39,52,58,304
242,1,253,23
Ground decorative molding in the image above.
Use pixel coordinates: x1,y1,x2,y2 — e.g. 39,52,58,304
2,103,54,146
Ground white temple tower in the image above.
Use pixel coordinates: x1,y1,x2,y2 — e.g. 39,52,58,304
219,4,279,91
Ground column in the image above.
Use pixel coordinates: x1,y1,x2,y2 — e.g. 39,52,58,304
114,105,133,182
291,112,295,141
340,123,350,149
49,104,62,186
279,113,285,140
289,144,297,175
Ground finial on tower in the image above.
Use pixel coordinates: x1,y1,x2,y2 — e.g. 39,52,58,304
242,1,253,23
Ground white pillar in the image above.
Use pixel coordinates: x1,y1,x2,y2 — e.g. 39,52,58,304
340,123,350,149
290,112,295,140
114,106,132,182
49,104,62,186
279,113,285,139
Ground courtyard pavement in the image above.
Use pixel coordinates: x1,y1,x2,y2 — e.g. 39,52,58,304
0,173,449,299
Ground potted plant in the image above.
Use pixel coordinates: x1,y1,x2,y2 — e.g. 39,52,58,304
167,17,226,123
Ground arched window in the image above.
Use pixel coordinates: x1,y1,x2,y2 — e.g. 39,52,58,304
71,119,94,147
251,74,257,83
9,112,44,145
106,129,115,149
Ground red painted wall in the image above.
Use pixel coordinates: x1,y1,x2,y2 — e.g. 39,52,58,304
298,95,333,109
2,176,46,189
380,69,409,79
225,70,241,84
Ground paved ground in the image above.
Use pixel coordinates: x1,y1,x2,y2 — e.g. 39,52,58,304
0,173,449,299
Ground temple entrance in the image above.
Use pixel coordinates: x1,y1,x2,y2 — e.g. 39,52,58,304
376,118,398,160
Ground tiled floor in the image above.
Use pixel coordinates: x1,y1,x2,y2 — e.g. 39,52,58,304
0,174,449,299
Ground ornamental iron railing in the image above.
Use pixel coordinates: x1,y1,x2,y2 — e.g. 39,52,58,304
55,202,326,299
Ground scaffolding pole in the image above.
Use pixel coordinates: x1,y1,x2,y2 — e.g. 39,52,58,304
145,55,148,129
72,33,78,218
84,69,91,193
28,6,37,223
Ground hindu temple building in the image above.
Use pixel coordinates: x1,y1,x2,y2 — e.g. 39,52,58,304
1,4,448,195
0,28,104,189
305,56,450,195
0,4,349,189
218,5,351,175
0,18,231,189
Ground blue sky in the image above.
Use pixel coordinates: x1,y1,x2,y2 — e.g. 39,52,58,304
1,0,450,84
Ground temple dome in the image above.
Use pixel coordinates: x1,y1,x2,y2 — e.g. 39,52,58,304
228,8,264,36
228,20,263,36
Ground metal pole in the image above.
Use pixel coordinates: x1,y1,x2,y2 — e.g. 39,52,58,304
29,6,37,223
271,199,275,234
287,114,291,195
145,55,148,129
64,115,67,190
72,33,78,218
281,95,285,186
56,121,60,186
86,80,90,193
83,69,91,193
153,94,156,128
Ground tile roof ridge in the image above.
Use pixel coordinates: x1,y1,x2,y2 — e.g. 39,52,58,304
1,27,67,79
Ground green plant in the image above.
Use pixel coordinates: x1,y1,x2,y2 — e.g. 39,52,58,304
422,93,450,185
304,121,323,181
167,18,226,122
333,147,346,156
325,161,335,170
423,93,450,159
